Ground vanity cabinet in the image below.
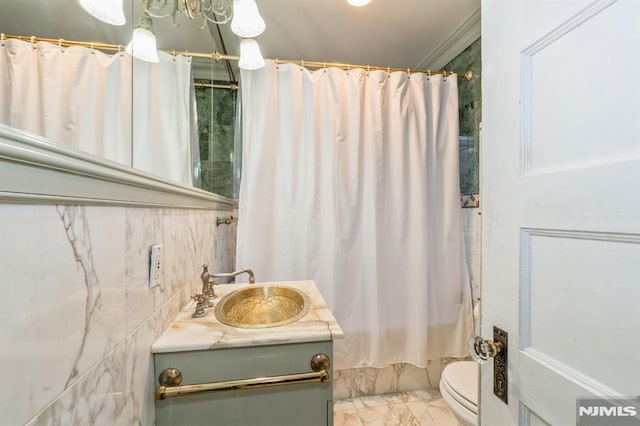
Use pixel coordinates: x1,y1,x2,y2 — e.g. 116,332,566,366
154,340,334,426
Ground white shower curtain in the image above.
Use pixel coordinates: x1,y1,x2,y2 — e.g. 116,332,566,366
0,38,195,186
237,62,473,369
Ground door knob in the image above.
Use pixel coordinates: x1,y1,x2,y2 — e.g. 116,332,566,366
468,326,509,404
468,335,503,364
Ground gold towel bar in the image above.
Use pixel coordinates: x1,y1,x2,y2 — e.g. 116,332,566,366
155,353,331,400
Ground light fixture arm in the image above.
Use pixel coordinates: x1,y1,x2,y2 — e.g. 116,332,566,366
201,0,234,25
144,0,234,27
143,0,180,24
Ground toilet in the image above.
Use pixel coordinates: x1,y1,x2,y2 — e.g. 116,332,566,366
439,361,479,426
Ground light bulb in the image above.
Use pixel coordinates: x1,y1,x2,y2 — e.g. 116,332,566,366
239,39,265,70
78,0,126,25
347,0,371,6
231,0,266,38
126,15,159,63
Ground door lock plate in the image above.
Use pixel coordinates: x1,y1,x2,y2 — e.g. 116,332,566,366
493,326,508,404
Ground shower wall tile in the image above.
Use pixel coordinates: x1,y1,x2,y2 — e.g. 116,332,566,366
0,203,236,425
333,361,443,401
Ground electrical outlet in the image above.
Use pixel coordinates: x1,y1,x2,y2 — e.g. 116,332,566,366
149,244,163,289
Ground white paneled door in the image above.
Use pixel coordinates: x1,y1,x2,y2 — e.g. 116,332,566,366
481,0,640,424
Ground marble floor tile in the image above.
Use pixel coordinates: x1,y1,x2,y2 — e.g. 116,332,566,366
404,389,436,403
351,392,413,409
334,409,365,426
334,399,358,412
356,402,420,426
422,399,458,425
334,390,457,426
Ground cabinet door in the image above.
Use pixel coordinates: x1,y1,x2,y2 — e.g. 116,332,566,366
155,341,333,426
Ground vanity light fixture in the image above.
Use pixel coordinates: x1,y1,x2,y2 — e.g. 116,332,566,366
230,0,266,38
82,0,267,67
347,0,372,6
78,0,126,25
145,0,267,67
238,38,265,70
126,14,160,63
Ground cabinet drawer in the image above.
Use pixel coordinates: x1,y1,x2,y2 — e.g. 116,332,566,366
155,341,333,426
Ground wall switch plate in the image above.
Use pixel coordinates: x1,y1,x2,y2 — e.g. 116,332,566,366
149,244,163,289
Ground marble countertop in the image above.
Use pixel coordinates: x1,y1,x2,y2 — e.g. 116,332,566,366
151,280,344,354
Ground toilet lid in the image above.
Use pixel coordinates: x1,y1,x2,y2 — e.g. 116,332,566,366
441,361,479,409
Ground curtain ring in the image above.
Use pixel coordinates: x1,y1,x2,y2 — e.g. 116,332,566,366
301,59,304,71
275,57,279,70
366,64,370,76
0,33,5,47
387,67,391,78
58,39,63,51
323,61,327,73
31,36,36,49
407,68,411,79
90,41,95,54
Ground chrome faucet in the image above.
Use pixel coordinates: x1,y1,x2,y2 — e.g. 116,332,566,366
200,265,215,308
191,264,214,318
192,266,256,318
210,268,256,284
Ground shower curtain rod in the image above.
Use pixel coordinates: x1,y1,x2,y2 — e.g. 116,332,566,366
1,33,473,80
193,82,238,90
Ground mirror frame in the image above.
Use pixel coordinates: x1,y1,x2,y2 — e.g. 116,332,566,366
0,125,235,210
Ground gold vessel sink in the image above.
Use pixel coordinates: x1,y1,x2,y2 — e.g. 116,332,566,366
214,285,310,328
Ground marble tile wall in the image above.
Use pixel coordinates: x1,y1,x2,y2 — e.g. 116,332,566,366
0,203,237,425
333,357,469,401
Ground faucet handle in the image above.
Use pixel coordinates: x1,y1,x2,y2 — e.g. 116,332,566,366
191,293,207,318
200,265,210,282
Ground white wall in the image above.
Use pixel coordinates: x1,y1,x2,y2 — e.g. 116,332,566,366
0,204,236,425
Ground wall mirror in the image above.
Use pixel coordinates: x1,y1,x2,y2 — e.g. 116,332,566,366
0,0,239,205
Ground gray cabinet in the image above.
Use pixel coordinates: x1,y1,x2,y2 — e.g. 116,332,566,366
154,340,333,426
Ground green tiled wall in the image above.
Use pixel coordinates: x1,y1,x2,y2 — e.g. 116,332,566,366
194,80,237,198
445,39,481,196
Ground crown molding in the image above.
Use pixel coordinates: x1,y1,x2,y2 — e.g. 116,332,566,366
416,8,481,71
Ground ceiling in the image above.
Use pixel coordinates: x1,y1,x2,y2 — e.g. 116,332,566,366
0,0,480,82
